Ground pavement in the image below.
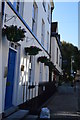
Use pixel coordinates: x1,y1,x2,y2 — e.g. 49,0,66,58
2,82,80,120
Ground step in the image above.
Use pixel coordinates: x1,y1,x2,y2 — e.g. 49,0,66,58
3,106,19,118
3,109,29,120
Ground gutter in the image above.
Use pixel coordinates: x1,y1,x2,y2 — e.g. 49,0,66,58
6,1,50,57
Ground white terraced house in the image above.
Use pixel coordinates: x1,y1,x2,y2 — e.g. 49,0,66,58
1,0,55,117
51,22,62,84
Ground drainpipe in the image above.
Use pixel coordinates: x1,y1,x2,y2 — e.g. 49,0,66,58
49,7,54,82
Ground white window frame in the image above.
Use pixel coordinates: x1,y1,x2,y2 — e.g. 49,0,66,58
48,4,51,24
42,0,46,12
47,31,49,51
41,19,45,46
32,2,38,35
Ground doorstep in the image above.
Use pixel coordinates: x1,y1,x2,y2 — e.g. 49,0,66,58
3,106,19,118
3,109,29,120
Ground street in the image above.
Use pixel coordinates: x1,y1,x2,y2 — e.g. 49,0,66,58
39,82,80,120
3,82,80,120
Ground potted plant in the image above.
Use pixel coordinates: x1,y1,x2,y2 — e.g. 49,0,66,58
28,84,35,89
25,46,42,55
37,56,48,63
45,60,54,69
2,25,26,42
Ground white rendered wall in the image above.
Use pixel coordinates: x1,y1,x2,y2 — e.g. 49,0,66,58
2,1,52,109
51,37,62,74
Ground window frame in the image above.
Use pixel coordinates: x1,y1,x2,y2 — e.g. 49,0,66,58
32,2,38,35
47,31,49,51
56,48,58,64
47,4,51,24
41,19,45,46
42,0,46,12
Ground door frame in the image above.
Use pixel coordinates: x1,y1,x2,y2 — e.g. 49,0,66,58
4,47,17,110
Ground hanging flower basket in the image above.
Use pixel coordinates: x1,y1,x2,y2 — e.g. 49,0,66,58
2,25,26,42
28,85,35,89
25,46,42,55
45,60,54,69
37,56,48,63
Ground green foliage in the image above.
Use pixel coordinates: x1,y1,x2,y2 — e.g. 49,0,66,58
69,76,74,82
2,25,26,42
61,41,80,76
37,56,48,63
25,46,42,55
45,60,54,70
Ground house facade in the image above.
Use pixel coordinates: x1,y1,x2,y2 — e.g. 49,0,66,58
51,22,62,83
1,0,54,114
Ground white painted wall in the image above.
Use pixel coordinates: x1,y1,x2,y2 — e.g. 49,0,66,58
2,1,53,111
51,37,62,74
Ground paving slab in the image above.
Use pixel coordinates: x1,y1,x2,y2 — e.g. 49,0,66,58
24,115,38,120
5,110,29,120
3,106,19,118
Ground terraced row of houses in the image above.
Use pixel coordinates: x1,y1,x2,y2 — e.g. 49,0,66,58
0,0,62,118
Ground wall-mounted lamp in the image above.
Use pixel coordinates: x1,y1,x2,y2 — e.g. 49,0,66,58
21,65,24,71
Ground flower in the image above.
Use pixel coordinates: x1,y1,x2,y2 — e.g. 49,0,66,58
2,25,26,42
37,56,48,63
45,60,54,70
25,46,42,55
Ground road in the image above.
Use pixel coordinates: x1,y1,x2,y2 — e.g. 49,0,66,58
3,82,80,120
40,82,80,120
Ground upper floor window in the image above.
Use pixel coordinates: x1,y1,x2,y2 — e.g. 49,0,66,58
2,2,5,20
13,2,20,12
13,1,24,17
60,56,62,68
47,31,49,51
56,48,58,64
32,2,38,35
42,0,46,12
41,19,45,46
48,4,51,24
17,2,19,12
59,55,60,67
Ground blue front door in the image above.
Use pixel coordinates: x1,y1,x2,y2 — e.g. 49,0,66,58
5,48,16,110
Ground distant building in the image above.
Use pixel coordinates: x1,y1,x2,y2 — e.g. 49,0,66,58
51,22,62,83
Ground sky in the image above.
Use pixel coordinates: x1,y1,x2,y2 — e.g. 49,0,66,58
52,2,78,47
